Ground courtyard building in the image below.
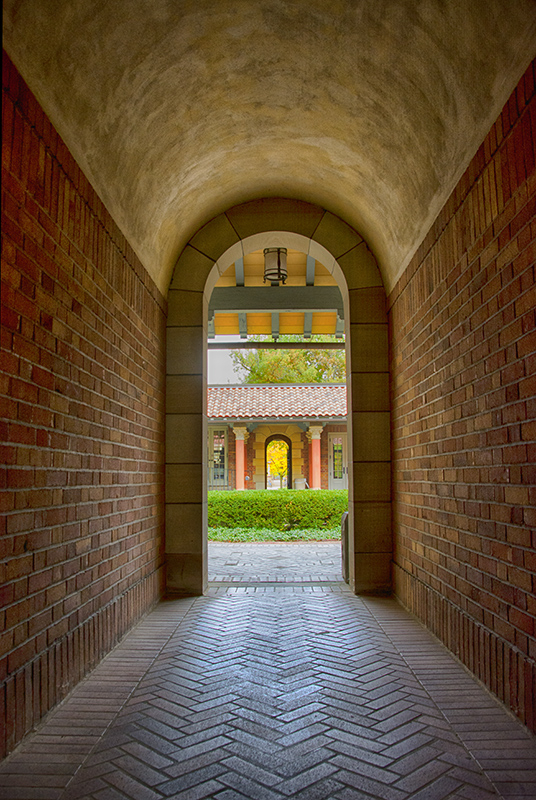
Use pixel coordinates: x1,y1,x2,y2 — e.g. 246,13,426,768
207,384,348,491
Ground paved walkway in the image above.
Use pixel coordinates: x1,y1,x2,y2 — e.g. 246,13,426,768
208,542,343,585
1,544,535,800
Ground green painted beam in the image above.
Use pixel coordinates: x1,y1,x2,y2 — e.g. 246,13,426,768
209,285,344,315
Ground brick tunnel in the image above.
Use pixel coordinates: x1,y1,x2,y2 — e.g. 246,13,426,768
1,2,535,790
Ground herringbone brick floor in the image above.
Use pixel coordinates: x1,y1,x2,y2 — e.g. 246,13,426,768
1,544,535,800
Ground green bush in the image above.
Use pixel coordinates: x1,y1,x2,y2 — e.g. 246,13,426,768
208,489,348,530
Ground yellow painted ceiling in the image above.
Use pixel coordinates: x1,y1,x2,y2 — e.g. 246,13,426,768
213,249,340,335
216,250,335,287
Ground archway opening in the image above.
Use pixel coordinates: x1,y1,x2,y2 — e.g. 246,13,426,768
265,435,292,490
166,198,391,596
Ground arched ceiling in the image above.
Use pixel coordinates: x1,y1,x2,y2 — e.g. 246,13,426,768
3,0,536,295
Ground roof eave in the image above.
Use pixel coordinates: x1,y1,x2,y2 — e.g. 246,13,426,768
207,416,347,424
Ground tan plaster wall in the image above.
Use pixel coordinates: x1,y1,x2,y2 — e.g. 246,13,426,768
3,1,535,295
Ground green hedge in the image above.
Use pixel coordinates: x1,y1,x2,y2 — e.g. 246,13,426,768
208,489,348,530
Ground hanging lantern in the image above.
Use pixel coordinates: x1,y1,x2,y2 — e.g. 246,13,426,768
263,248,288,285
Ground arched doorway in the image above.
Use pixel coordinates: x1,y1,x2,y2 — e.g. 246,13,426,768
265,435,292,490
166,198,391,596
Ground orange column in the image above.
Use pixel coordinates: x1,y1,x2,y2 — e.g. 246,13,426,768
308,425,323,490
234,427,247,490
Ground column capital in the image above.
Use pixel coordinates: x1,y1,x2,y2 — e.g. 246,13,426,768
307,424,324,442
233,425,249,442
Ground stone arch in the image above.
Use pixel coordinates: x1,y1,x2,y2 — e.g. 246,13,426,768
166,198,390,596
265,434,293,490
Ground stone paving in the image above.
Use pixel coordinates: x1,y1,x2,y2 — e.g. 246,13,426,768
1,543,535,800
208,542,344,585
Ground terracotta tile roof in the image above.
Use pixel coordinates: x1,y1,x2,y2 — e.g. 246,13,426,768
208,384,347,419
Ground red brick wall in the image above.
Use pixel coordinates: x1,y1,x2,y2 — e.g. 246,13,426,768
390,61,536,732
227,426,239,490
1,53,166,756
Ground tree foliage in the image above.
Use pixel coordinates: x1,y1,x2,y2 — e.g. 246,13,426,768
230,335,345,384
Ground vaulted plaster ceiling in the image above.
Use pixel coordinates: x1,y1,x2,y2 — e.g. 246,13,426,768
3,1,536,295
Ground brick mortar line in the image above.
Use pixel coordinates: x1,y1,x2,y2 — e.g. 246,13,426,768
391,412,532,431
391,501,534,519
389,256,535,359
4,516,163,539
2,186,167,340
5,497,165,515
2,436,163,446
393,551,534,573
390,394,534,422
394,539,534,572
389,244,535,345
388,231,534,353
387,85,536,313
2,404,164,436
2,368,165,413
390,503,534,523
3,554,163,600
391,481,533,494
392,478,534,487
2,77,167,314
391,583,536,648
54,595,197,799
392,525,532,550
360,595,519,800
391,382,535,411
1,304,165,382
390,368,535,411
392,562,536,663
0,565,164,745
392,536,534,559
392,467,533,478
1,560,166,645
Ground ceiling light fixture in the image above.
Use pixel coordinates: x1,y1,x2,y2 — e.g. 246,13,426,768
263,248,287,285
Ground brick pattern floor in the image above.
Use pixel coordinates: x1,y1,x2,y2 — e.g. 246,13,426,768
1,544,535,800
